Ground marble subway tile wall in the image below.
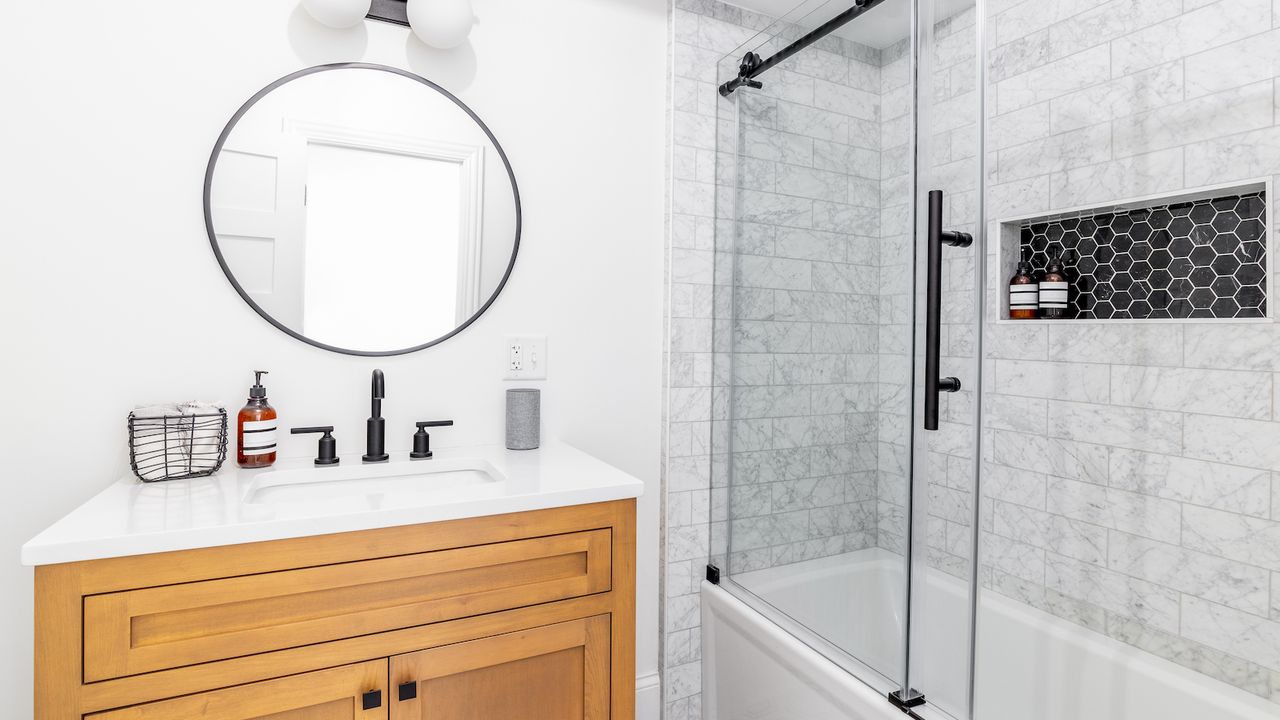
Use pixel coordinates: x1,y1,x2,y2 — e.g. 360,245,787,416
719,32,887,577
984,0,1280,702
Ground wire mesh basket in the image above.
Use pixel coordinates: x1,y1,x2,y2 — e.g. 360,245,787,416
128,408,228,482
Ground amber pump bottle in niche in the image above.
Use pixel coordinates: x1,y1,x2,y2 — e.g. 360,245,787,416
237,370,278,468
1009,249,1039,319
1039,249,1070,319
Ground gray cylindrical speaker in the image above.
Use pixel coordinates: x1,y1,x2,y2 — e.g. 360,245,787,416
505,389,541,450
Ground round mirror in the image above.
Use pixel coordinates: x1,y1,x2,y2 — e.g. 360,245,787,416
204,63,520,356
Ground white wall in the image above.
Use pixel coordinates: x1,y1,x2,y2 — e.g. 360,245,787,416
0,0,667,716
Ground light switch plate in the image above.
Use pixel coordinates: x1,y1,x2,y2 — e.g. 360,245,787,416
505,336,547,380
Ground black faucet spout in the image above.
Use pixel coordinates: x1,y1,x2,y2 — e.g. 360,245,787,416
363,369,389,463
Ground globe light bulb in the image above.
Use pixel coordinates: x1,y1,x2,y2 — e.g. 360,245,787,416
407,0,475,49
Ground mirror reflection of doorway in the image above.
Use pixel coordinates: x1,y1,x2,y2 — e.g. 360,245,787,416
302,141,468,350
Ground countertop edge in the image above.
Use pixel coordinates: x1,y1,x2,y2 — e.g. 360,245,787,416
21,483,642,567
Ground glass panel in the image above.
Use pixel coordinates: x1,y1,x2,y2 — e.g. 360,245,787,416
709,0,920,696
974,2,1280,720
906,0,983,717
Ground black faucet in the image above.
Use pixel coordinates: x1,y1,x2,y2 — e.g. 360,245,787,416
363,369,389,463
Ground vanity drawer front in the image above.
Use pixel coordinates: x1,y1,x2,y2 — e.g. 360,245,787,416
83,528,612,682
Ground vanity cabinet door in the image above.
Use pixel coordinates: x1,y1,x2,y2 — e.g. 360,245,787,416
389,615,610,720
86,659,388,720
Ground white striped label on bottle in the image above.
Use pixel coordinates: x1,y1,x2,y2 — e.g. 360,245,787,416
1010,284,1039,309
242,419,277,455
1039,281,1069,309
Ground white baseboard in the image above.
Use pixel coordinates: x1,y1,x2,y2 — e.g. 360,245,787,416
636,671,662,720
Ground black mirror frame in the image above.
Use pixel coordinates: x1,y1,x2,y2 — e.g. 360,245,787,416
203,62,522,357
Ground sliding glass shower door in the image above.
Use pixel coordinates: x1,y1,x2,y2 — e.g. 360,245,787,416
708,0,983,716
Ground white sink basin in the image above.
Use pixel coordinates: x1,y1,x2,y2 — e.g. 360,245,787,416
243,457,504,506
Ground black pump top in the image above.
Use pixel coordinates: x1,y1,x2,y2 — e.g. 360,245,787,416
1046,248,1065,273
249,370,269,399
1016,248,1034,275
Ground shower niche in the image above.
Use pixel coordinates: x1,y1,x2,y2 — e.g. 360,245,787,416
996,180,1271,321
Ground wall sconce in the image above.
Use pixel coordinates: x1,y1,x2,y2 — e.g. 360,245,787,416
301,0,475,49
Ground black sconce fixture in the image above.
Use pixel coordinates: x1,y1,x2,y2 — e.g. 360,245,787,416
367,0,409,26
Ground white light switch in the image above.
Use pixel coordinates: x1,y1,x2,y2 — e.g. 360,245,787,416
505,336,547,380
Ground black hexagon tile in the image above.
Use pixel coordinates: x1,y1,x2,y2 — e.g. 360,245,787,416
1020,192,1267,319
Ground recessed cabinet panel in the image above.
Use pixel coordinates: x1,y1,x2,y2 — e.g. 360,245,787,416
85,659,388,720
84,529,612,681
390,616,611,720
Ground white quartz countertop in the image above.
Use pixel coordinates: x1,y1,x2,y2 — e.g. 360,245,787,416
21,441,643,566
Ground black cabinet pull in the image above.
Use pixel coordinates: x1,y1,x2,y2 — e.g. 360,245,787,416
398,681,418,701
361,689,382,710
924,189,972,431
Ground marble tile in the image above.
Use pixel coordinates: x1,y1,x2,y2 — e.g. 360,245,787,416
1110,366,1272,420
1109,449,1272,517
1048,148,1184,209
736,254,812,291
1106,614,1275,698
993,501,1108,564
1184,415,1280,472
738,189,813,227
995,359,1110,403
1048,400,1183,456
1185,27,1280,97
988,102,1052,151
1047,0,1182,61
996,45,1110,114
1047,323,1183,367
988,175,1051,218
771,476,846,513
733,386,812,421
775,163,848,203
989,27,1050,82
1046,553,1180,633
1185,125,1280,186
673,41,723,84
1109,531,1271,615
983,532,1046,584
1112,81,1275,158
992,0,1092,47
1185,324,1280,372
1183,505,1280,572
696,13,758,53
997,121,1112,181
1182,595,1280,670
1111,0,1271,76
1048,476,1181,543
1048,61,1184,133
776,101,850,144
741,126,815,166
982,460,1049,509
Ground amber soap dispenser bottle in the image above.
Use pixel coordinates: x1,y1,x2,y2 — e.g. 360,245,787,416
237,370,278,468
1009,250,1039,319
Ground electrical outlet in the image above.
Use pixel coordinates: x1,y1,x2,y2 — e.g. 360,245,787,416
505,336,547,380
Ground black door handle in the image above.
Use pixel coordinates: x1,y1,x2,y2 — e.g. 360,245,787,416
361,689,382,710
398,681,418,701
924,189,972,431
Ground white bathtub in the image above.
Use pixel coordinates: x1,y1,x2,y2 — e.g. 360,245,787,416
702,549,1278,720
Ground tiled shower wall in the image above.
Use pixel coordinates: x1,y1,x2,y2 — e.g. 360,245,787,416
982,0,1280,702
716,28,888,573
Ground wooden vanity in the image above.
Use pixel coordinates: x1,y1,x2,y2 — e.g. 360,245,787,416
34,499,635,719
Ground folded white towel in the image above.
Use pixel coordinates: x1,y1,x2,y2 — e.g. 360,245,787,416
131,402,227,481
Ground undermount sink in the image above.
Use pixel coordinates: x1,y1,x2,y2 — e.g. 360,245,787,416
243,457,505,505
